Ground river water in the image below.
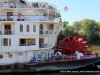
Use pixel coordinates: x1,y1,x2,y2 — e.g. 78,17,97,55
2,72,100,75
1,65,100,75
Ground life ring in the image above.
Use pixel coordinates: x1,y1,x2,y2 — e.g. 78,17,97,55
0,3,3,7
17,13,22,19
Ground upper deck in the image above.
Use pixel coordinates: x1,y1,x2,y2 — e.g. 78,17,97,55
0,0,61,23
0,0,60,12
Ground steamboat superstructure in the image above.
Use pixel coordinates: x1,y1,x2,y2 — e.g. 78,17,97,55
0,0,62,64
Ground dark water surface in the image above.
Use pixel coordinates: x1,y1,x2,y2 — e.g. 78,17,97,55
1,72,100,75
0,65,100,75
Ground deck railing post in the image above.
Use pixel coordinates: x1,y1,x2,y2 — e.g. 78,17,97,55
71,55,72,61
63,55,64,61
54,54,55,62
43,56,44,63
85,53,87,59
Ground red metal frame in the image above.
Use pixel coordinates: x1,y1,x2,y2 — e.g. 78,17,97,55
55,35,91,54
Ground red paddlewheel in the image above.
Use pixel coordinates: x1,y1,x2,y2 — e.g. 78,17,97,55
55,35,91,54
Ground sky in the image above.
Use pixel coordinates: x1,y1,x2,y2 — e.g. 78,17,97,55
28,0,100,25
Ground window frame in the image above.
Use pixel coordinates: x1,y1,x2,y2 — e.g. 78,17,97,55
3,38,8,46
20,24,23,32
33,25,36,32
26,24,29,32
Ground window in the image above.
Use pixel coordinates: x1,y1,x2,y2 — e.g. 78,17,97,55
1,38,2,46
9,38,11,46
8,54,13,58
19,39,26,46
33,25,36,32
27,39,35,45
3,38,8,46
0,54,3,59
20,24,23,32
26,25,29,32
48,24,54,30
19,38,36,46
39,38,44,43
39,38,44,48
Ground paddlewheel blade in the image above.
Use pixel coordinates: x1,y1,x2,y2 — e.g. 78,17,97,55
55,35,90,54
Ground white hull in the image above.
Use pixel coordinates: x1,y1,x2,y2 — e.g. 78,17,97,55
0,49,54,65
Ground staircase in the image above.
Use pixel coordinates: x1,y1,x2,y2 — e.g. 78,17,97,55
17,11,30,21
24,0,32,8
18,0,32,8
21,14,30,21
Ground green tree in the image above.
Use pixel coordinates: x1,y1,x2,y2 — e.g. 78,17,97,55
57,21,69,42
62,26,76,36
57,31,64,42
72,21,82,30
81,19,100,44
57,18,100,44
63,21,69,28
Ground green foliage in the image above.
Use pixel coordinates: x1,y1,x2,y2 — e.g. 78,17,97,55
81,19,100,44
57,19,100,44
62,26,75,36
57,31,64,42
63,21,69,28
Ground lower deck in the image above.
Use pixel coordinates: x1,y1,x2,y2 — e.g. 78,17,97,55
0,54,99,73
0,49,53,64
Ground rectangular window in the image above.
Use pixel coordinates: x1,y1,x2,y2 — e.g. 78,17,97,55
39,38,44,48
26,38,35,45
33,25,36,32
19,38,36,46
3,38,8,46
26,25,29,32
1,38,2,46
9,38,11,46
20,24,23,32
19,39,26,46
39,38,44,43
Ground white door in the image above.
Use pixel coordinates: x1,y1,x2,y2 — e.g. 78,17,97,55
17,52,24,63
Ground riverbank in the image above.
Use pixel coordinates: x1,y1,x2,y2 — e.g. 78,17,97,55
88,45,100,52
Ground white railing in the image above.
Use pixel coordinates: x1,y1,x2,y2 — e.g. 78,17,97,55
39,43,52,48
0,2,59,11
39,30,56,35
0,15,60,22
0,2,17,8
31,53,98,63
0,30,13,35
48,3,57,11
19,43,35,46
